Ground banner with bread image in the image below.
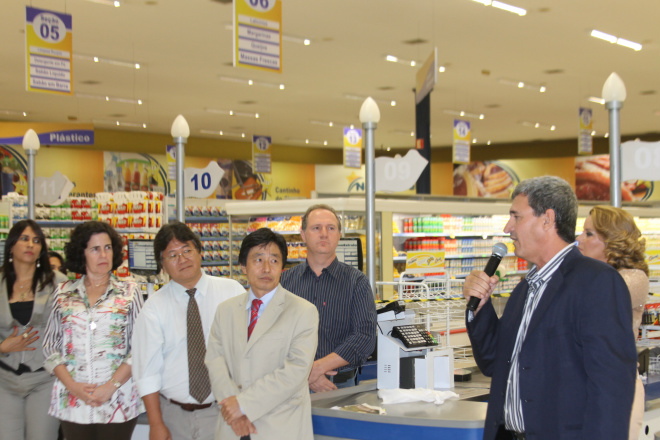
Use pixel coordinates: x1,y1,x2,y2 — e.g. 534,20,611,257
575,154,653,201
453,161,519,198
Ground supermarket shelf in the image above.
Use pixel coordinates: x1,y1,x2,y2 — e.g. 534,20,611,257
393,232,511,238
36,220,85,227
201,260,236,267
395,252,516,262
197,236,246,241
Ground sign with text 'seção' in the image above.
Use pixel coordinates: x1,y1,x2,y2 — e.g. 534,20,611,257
25,6,73,95
234,0,282,73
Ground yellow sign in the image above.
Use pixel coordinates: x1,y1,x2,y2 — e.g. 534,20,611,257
25,7,73,95
234,0,283,73
405,250,445,274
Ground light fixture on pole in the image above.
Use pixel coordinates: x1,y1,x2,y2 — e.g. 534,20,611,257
359,97,380,297
22,129,40,220
171,114,190,222
602,72,626,208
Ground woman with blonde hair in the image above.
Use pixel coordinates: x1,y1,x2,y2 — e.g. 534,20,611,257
577,205,648,440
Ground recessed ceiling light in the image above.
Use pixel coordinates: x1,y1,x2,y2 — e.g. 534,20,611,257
591,30,642,51
472,0,526,16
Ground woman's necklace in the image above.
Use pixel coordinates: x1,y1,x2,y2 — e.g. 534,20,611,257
86,273,110,289
18,288,34,301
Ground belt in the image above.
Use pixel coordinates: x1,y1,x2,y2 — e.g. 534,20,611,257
161,395,213,412
332,368,357,384
0,361,45,376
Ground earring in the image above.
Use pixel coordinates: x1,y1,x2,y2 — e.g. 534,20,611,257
8,254,12,263
36,260,40,268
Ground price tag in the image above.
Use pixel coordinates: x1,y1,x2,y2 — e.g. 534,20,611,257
184,161,225,199
34,171,74,205
621,140,660,182
375,149,428,192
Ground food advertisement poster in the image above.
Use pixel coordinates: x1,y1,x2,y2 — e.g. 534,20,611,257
575,154,656,201
453,157,575,199
231,160,314,201
103,152,169,195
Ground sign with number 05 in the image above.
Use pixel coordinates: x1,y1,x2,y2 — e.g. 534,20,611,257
184,161,225,199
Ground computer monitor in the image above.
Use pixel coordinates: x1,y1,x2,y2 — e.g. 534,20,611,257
127,239,158,275
336,237,363,271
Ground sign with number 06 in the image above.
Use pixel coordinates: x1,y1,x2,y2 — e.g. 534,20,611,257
184,161,225,199
621,140,660,182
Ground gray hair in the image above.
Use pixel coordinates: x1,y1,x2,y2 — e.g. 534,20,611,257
301,204,342,232
512,176,577,244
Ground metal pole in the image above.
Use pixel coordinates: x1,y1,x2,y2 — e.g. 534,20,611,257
606,100,623,208
174,137,187,222
27,149,36,220
363,120,377,297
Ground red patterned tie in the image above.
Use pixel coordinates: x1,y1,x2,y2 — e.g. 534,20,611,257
247,299,262,340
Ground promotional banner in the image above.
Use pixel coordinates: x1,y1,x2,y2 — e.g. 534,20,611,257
252,135,272,173
234,0,282,72
453,157,575,199
578,107,593,155
231,160,314,200
343,127,362,169
25,6,73,95
103,152,169,195
575,154,655,201
405,250,445,274
0,122,93,145
452,119,471,164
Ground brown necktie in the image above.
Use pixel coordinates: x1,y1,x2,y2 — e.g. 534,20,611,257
186,288,211,403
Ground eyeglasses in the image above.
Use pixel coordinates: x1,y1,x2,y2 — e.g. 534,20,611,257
162,248,196,263
18,235,42,245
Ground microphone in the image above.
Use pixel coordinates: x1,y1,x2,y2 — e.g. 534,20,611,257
466,242,509,312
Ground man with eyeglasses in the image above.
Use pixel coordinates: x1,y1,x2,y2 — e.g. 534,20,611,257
132,222,245,440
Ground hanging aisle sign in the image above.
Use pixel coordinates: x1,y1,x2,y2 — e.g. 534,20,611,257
234,0,282,73
252,135,272,173
25,6,73,95
343,127,362,169
452,119,471,164
578,107,593,155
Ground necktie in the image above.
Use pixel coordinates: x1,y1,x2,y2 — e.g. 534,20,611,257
247,299,262,340
186,288,211,403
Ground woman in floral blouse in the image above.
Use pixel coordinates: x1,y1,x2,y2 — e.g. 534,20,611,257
43,221,144,439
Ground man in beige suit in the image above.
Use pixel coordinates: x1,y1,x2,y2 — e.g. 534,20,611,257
205,228,319,439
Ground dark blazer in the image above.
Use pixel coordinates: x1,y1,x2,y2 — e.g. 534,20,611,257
467,246,637,440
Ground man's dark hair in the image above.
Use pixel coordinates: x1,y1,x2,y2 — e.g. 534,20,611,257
512,176,577,244
238,228,288,268
64,221,124,274
153,222,202,272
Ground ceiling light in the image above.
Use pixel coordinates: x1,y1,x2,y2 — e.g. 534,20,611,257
591,131,596,136
241,133,246,138
521,121,556,131
206,108,259,119
200,129,247,139
491,1,526,16
329,122,333,127
588,96,605,105
604,133,609,138
75,54,142,69
0,109,28,117
323,141,328,146
84,0,120,6
616,38,642,51
472,139,477,144
304,39,311,46
390,101,396,107
248,80,253,85
255,113,259,119
410,131,414,136
93,119,147,128
439,66,446,73
499,78,547,93
76,93,143,105
386,55,398,62
384,55,423,68
591,30,617,44
219,76,285,90
279,84,285,90
487,140,491,145
410,61,416,67
444,109,485,120
591,30,642,51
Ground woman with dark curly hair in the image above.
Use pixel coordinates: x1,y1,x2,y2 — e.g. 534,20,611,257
577,205,648,440
43,221,144,440
0,220,67,439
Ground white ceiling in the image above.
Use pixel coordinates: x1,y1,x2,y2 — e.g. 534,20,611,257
1,0,660,151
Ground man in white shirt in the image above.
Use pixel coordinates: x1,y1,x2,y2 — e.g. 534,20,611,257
206,228,318,439
132,222,244,440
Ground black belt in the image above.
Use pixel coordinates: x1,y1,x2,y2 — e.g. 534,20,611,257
161,395,212,412
0,361,44,376
331,368,357,384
